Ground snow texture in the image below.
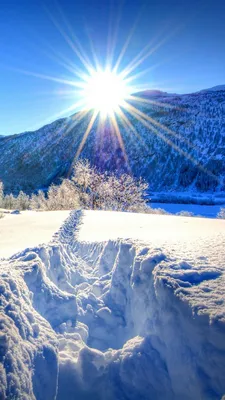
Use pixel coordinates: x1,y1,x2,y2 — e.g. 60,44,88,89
1,210,225,399
0,210,70,259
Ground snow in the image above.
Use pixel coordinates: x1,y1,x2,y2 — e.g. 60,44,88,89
77,209,225,244
0,210,70,259
1,210,225,399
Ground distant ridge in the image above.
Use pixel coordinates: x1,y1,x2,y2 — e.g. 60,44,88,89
137,85,225,97
198,85,225,93
134,89,173,97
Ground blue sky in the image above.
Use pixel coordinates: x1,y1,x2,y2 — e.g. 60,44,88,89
0,0,225,135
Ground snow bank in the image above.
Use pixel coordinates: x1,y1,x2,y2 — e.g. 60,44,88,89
1,210,225,399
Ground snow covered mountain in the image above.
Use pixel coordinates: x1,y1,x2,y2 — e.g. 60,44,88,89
199,84,225,93
0,86,225,195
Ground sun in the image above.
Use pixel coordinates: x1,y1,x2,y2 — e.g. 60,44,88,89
81,69,130,116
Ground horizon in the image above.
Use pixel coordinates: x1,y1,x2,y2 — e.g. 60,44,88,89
0,0,225,136
1,2,225,399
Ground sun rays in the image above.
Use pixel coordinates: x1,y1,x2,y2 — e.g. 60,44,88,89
11,3,219,186
79,68,130,117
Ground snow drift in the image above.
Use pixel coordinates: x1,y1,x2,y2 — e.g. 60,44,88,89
1,210,225,399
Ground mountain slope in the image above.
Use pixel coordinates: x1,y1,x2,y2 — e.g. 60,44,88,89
0,87,225,194
199,84,225,93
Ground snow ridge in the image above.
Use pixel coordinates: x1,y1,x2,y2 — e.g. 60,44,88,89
1,211,225,399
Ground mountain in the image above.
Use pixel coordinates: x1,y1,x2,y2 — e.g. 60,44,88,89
134,89,172,97
0,87,225,195
199,84,225,93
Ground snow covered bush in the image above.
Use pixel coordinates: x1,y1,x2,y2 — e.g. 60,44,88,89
147,206,169,215
0,180,3,205
0,189,29,210
15,191,30,210
0,181,30,210
72,160,149,212
30,181,80,211
176,210,195,217
1,193,17,209
217,207,225,219
30,190,47,210
45,180,80,211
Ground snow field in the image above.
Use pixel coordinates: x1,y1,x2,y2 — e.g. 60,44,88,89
1,210,225,399
0,210,70,259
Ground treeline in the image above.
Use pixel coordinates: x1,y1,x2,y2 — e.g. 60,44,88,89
0,160,150,213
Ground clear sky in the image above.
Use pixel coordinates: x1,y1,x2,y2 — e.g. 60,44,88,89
0,0,225,135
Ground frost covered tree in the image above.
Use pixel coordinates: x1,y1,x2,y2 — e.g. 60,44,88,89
45,180,80,210
0,181,3,207
71,159,96,208
30,190,46,210
3,193,17,209
0,161,149,212
0,189,30,210
0,183,30,210
16,191,30,210
72,160,149,212
30,181,80,211
217,208,225,219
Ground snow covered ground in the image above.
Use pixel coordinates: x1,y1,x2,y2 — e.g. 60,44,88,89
77,209,225,243
0,210,70,259
1,210,225,399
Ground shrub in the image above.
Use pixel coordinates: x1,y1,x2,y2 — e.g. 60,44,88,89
2,193,17,210
0,186,30,211
30,190,47,210
16,191,30,210
30,181,80,211
217,208,225,219
147,207,169,215
0,180,5,209
176,211,195,217
44,180,80,211
72,160,149,212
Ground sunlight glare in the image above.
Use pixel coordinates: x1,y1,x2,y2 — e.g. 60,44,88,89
81,69,130,116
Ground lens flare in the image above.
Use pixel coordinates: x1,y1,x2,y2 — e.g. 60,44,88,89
13,6,218,185
81,69,131,116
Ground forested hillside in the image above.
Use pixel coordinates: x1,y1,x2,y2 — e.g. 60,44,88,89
0,87,224,195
